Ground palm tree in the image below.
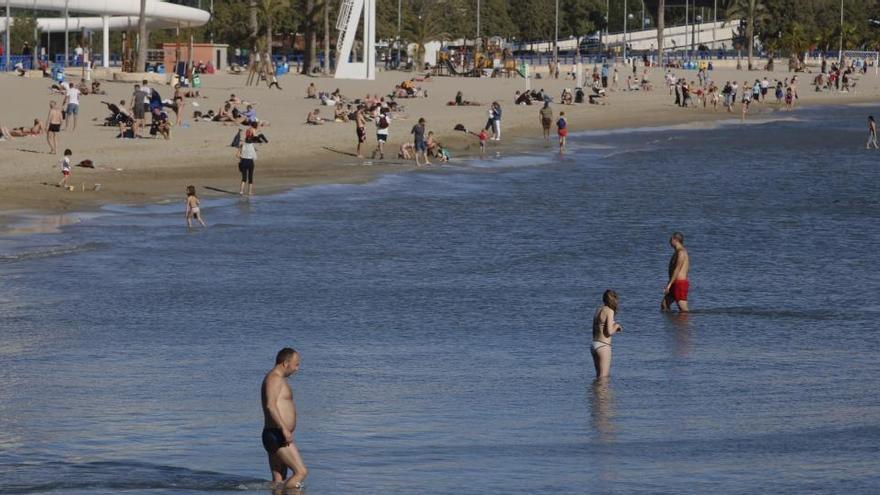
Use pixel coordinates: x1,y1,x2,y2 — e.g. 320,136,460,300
260,0,290,60
135,0,147,72
656,0,665,69
323,0,331,74
402,11,450,70
725,0,768,70
249,0,259,68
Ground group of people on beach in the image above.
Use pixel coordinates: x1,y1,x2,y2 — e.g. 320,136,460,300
667,71,800,118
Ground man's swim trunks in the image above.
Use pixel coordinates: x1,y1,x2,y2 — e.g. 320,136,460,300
671,279,689,301
262,428,287,453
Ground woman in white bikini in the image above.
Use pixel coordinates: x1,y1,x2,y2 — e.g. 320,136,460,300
591,290,622,378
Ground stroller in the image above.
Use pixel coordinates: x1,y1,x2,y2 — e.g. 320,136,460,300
101,101,133,127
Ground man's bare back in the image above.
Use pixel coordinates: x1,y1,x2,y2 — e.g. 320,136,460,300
260,348,308,489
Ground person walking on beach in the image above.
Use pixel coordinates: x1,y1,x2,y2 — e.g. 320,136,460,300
237,134,257,196
868,116,878,150
591,290,622,378
556,111,568,153
411,117,429,166
184,185,207,228
661,232,690,313
62,82,80,131
57,148,72,188
373,107,391,160
539,101,553,142
354,105,367,159
46,101,63,154
261,347,308,490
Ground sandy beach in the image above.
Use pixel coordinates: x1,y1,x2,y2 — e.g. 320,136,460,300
1,63,877,220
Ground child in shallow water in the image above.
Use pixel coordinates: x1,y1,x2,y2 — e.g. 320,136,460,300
185,185,207,229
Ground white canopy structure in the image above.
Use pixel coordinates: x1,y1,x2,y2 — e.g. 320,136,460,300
1,0,210,68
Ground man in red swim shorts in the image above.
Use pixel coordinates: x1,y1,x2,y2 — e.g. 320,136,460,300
662,231,690,312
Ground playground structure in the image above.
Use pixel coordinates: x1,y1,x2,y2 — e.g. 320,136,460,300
433,45,524,78
0,0,210,69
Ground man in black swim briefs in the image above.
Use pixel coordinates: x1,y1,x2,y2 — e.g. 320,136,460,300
261,348,308,489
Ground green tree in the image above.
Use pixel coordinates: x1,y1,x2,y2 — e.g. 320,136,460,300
725,0,769,70
8,12,38,57
560,0,602,55
402,0,451,68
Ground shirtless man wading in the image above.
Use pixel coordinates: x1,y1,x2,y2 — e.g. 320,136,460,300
661,231,690,312
261,348,308,489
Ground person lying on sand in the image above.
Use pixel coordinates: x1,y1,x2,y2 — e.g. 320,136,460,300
448,91,481,106
8,119,45,137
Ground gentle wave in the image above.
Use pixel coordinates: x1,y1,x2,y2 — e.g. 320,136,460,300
0,460,267,494
0,242,106,263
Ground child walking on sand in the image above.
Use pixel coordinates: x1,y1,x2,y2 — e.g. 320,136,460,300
185,185,207,228
58,149,72,188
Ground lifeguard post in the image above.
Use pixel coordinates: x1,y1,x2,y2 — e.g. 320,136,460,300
334,0,375,80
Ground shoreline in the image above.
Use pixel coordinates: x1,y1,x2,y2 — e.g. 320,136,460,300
1,67,878,234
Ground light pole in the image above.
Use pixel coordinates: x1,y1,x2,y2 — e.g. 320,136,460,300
476,0,481,54
838,0,844,63
554,0,559,70
684,0,689,60
628,13,634,58
5,0,10,71
695,14,702,57
623,0,627,62
396,0,401,68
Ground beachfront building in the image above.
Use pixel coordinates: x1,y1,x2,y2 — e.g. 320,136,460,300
0,0,209,69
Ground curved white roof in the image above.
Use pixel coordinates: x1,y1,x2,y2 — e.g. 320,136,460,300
5,0,210,27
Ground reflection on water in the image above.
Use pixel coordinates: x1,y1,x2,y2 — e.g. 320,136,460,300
665,312,693,357
589,378,615,443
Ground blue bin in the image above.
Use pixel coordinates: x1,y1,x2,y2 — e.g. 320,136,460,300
52,66,65,82
157,64,165,74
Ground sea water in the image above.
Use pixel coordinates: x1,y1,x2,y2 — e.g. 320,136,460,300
1,105,879,494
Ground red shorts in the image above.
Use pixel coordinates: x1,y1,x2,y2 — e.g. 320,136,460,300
62,170,70,177
558,128,568,137
670,279,689,301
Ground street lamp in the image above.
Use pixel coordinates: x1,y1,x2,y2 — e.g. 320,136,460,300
695,15,702,57
623,0,628,62
627,13,634,57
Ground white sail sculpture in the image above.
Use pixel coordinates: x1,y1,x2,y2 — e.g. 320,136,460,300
334,0,375,80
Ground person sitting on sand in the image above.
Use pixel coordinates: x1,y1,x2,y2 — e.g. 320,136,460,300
334,103,349,122
426,131,442,158
307,109,325,125
449,91,481,107
561,88,573,105
306,82,317,99
228,94,243,105
514,91,532,106
398,142,414,160
150,107,171,140
91,81,105,95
